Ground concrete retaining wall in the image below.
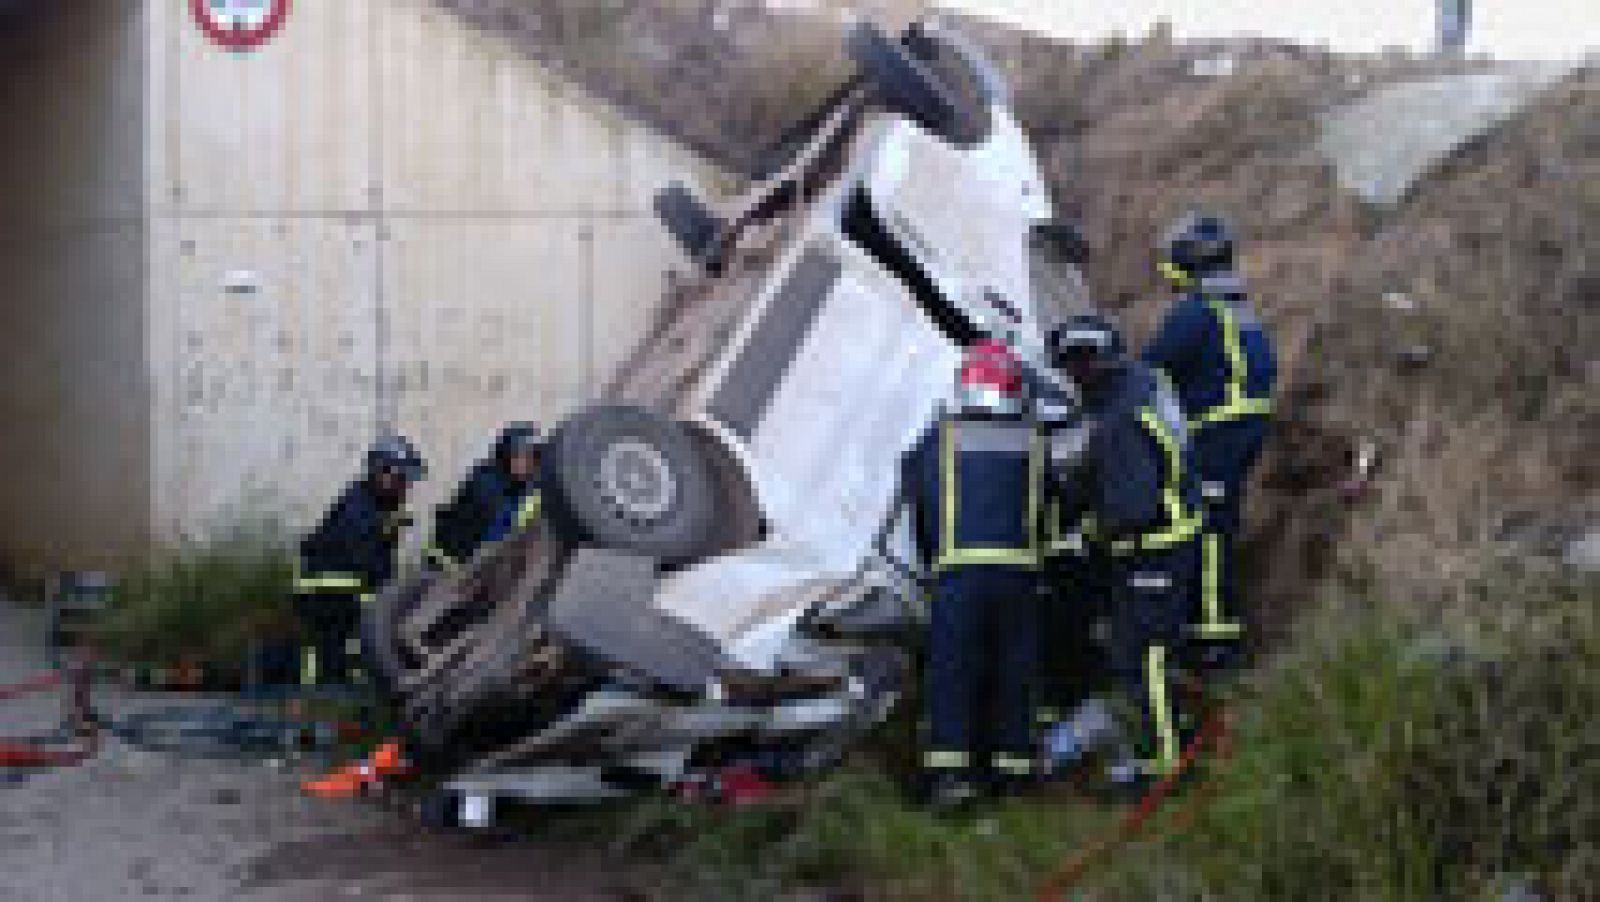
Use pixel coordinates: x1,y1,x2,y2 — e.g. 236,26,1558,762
0,0,722,572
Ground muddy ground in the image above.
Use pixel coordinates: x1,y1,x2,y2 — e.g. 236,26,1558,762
0,600,646,901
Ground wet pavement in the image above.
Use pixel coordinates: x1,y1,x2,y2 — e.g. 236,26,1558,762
0,599,643,901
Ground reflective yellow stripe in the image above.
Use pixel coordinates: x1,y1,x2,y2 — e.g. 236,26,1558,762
1159,260,1193,288
1028,429,1043,558
940,547,1041,567
1192,396,1273,428
935,421,1043,572
1202,531,1223,628
359,593,376,606
939,420,956,567
1049,533,1086,556
1045,498,1092,556
515,492,543,528
924,750,969,770
1192,298,1271,428
993,754,1034,776
292,560,366,593
1196,532,1243,639
294,575,365,591
1147,646,1179,776
1122,409,1202,553
300,646,318,687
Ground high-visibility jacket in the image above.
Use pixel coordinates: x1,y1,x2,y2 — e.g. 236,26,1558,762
903,413,1045,574
1142,273,1276,430
295,480,408,601
426,463,541,571
1043,496,1096,560
1080,364,1203,553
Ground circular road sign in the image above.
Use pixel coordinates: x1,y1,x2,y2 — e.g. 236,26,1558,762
192,0,291,51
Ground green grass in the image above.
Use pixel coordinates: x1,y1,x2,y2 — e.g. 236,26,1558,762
577,564,1599,901
596,765,1121,901
1110,564,1600,900
93,525,296,668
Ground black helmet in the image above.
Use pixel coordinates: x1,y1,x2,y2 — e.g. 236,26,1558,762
1048,313,1126,368
493,422,543,466
1160,211,1235,286
366,433,426,482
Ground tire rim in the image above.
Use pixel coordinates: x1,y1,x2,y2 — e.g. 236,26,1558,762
596,439,677,526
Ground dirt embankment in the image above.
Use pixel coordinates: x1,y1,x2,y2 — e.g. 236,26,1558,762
440,0,1598,615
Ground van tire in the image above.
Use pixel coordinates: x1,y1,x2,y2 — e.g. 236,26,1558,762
542,405,719,564
848,23,988,146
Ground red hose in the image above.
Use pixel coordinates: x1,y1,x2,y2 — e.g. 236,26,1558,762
0,734,98,768
1035,707,1231,902
0,663,98,770
0,671,61,702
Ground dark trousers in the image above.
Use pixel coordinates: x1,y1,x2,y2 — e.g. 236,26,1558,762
1038,551,1109,724
1106,543,1196,776
292,592,362,686
1190,417,1269,659
251,638,302,687
924,568,1039,778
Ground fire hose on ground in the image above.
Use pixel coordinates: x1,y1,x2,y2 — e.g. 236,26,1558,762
1035,698,1234,901
7,654,1234,896
2,660,374,770
0,661,98,769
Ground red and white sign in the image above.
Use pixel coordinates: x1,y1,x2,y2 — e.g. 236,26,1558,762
191,0,291,51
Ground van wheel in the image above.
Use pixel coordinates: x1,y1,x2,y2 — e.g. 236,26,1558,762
847,23,990,146
542,405,719,564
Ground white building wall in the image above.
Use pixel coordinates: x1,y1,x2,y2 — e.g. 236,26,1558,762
144,0,724,540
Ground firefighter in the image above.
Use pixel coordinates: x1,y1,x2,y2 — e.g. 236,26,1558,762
1049,314,1203,789
292,434,426,688
903,340,1045,807
1142,212,1276,672
426,423,544,571
1035,400,1108,734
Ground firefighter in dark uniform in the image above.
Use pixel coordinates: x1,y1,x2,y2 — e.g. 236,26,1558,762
1142,213,1276,672
293,434,426,687
1032,376,1107,733
426,423,544,572
1049,314,1203,787
903,340,1044,807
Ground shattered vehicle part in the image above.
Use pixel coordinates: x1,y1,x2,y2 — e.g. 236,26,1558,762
364,19,1088,804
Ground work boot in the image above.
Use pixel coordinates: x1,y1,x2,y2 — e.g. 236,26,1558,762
920,771,983,812
1043,697,1117,776
987,752,1038,799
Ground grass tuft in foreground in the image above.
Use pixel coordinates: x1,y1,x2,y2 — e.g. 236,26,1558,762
94,525,296,670
590,564,1598,901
